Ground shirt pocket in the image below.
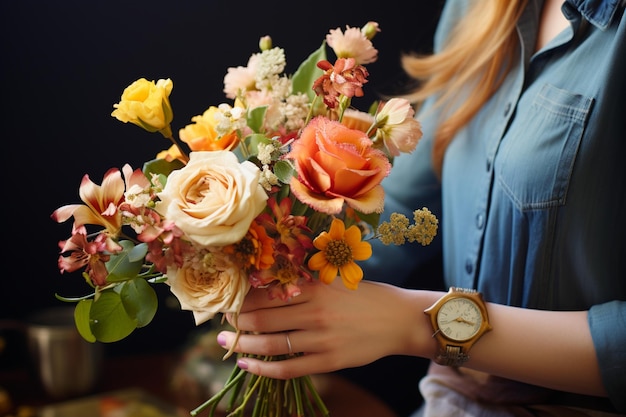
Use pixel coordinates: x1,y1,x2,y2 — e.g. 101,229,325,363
496,83,593,211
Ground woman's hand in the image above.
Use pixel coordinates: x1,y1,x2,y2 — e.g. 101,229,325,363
217,279,439,379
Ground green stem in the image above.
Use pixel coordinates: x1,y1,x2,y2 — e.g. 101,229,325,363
292,377,304,416
228,371,264,416
304,376,329,417
189,367,248,416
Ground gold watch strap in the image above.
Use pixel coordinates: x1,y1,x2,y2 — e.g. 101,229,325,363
435,345,470,367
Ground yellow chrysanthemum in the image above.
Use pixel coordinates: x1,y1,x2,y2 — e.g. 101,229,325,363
307,218,372,290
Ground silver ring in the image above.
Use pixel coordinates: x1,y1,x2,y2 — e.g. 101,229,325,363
285,332,294,356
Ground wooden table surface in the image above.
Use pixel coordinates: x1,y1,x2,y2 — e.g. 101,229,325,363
1,351,398,417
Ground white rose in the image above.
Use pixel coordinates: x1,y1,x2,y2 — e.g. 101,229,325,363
156,150,268,247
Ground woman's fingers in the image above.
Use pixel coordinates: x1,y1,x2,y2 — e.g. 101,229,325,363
218,329,333,357
235,352,339,380
217,330,293,356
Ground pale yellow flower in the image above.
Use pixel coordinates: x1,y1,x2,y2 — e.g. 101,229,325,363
407,207,439,246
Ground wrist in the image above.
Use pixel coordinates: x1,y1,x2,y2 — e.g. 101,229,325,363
401,289,444,358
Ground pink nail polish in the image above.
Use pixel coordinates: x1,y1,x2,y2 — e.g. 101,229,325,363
237,359,248,370
217,333,226,347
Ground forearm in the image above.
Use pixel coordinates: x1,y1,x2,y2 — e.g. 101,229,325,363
469,303,606,397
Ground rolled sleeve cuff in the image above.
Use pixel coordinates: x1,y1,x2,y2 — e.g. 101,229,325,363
588,300,626,412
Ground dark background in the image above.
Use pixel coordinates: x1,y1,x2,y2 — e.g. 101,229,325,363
2,1,444,415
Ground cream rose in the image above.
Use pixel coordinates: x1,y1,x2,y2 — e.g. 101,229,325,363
166,247,251,325
156,151,268,247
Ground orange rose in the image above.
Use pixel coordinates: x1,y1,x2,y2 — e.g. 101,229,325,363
179,106,240,151
286,116,391,215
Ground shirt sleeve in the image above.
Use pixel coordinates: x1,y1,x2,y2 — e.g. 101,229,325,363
588,300,626,412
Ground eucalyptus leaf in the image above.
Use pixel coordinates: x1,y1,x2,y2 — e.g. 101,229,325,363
106,240,145,282
89,291,138,343
127,242,148,263
120,278,158,328
74,299,96,343
273,160,295,184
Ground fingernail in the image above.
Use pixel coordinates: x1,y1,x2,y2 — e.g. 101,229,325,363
217,333,227,347
237,359,248,370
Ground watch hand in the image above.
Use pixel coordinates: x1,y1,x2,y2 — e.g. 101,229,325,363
456,317,476,325
442,317,476,325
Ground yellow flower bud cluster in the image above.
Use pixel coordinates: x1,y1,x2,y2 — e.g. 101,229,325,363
376,207,438,246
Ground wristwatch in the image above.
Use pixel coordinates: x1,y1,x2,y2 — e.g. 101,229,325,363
424,287,492,367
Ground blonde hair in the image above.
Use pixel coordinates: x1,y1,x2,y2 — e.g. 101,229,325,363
401,0,527,176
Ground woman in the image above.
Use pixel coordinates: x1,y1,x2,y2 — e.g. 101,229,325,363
217,0,626,415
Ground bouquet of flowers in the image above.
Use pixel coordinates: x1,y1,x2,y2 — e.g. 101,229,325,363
52,21,438,417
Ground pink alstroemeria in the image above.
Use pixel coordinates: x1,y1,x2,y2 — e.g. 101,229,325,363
121,164,153,208
374,98,423,157
57,232,120,286
313,58,369,109
145,220,190,274
51,168,125,237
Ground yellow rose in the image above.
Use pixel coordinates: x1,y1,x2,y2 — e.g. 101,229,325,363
111,78,174,137
156,151,268,247
166,247,251,325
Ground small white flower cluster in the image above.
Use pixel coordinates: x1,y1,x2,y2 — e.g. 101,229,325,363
213,103,247,137
257,141,283,191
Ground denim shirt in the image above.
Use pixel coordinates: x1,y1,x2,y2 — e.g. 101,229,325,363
364,0,626,411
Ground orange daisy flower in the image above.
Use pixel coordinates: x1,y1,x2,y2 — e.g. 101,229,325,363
307,218,372,290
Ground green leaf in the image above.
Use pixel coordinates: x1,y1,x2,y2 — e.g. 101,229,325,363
246,106,268,133
105,240,145,282
291,198,312,217
292,42,326,101
355,210,381,233
245,133,273,158
273,160,295,184
74,300,96,343
120,278,158,328
127,242,148,263
143,157,184,179
89,291,138,342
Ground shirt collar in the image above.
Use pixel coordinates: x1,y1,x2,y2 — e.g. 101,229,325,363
565,0,624,30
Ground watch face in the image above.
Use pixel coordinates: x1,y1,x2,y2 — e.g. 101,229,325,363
436,297,483,341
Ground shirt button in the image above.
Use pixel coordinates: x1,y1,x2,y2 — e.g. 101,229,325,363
504,102,512,117
486,159,492,172
465,259,473,274
476,213,484,229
